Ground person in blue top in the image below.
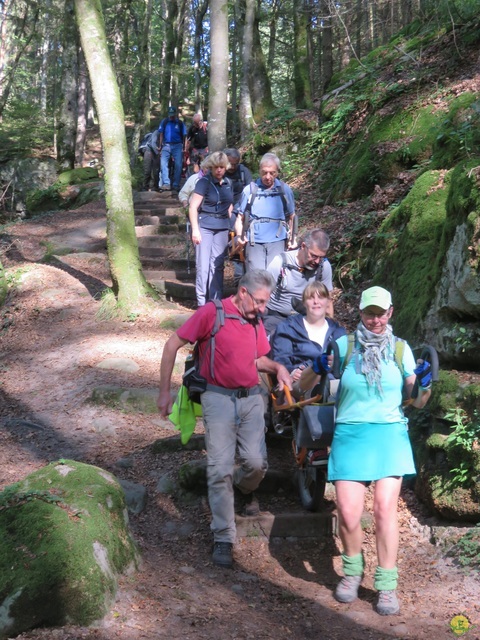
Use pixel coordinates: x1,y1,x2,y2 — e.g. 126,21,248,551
299,286,433,616
234,153,295,271
158,106,187,192
189,151,234,307
270,281,345,381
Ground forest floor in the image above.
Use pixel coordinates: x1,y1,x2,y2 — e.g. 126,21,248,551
1,199,480,640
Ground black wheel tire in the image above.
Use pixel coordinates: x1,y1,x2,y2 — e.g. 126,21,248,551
297,465,326,512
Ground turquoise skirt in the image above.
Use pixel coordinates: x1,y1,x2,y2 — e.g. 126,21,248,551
327,421,416,482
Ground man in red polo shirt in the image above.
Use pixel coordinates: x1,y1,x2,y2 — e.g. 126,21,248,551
157,270,291,568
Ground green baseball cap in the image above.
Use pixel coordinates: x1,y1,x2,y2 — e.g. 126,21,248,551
359,286,392,310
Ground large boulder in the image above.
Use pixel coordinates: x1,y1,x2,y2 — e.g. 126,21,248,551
0,460,140,639
0,157,57,217
409,371,480,522
371,162,480,369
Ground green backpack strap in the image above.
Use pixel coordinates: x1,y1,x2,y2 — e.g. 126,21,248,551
393,337,405,378
342,334,405,376
342,334,356,373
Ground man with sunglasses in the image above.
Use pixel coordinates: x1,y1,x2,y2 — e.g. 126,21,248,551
157,270,291,569
263,228,334,336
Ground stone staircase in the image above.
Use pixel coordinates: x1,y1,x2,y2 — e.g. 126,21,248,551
133,189,236,305
133,190,197,303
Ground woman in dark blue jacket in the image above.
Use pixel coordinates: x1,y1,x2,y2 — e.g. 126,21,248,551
270,281,346,382
189,151,233,307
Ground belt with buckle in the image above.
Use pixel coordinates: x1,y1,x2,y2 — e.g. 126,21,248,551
206,384,261,398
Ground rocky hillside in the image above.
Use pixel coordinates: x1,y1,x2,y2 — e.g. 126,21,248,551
247,17,480,368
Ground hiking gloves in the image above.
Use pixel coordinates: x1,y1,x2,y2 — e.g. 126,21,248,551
414,360,432,389
312,353,331,375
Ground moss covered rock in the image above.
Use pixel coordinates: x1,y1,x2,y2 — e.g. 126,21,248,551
0,460,139,639
372,169,449,340
411,371,480,523
56,167,100,186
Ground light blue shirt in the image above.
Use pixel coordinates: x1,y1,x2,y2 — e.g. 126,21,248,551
335,334,416,425
237,178,295,243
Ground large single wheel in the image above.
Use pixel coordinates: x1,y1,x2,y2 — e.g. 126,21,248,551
297,465,326,512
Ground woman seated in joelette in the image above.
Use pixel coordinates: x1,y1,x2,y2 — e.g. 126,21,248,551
270,281,346,386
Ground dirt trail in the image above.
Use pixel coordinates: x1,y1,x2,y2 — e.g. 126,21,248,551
1,202,479,640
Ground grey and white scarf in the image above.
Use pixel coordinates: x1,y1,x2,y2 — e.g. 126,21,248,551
355,322,395,397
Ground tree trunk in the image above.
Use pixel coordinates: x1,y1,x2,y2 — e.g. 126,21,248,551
293,0,310,109
193,0,209,115
0,3,39,120
38,0,51,121
74,0,154,310
57,0,78,170
239,0,255,139
170,0,187,107
0,258,7,307
305,0,316,101
320,0,333,93
250,0,274,120
75,44,87,167
130,0,154,169
267,0,279,69
112,0,132,107
160,0,179,113
208,0,229,151
230,0,240,138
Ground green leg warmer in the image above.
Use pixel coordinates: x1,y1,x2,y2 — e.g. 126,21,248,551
341,553,364,577
374,565,398,591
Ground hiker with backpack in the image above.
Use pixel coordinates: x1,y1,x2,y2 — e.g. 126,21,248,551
298,285,433,616
263,228,333,337
224,148,252,286
157,269,292,569
186,114,209,173
189,151,234,307
139,129,160,191
234,153,295,271
158,106,187,192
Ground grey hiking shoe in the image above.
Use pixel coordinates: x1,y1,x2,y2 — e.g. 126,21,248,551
334,575,362,603
242,492,260,516
212,542,233,568
234,488,260,517
376,590,400,615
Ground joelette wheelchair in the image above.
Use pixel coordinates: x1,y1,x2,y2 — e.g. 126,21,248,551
267,342,341,512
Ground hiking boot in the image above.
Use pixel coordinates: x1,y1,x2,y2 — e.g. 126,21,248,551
334,575,362,603
376,590,400,615
234,487,260,516
243,492,260,517
212,542,233,568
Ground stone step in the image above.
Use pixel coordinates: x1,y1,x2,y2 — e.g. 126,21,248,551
137,235,184,249
134,191,178,203
135,223,188,236
143,269,194,282
135,214,183,226
136,222,188,235
145,274,196,299
141,256,193,271
134,204,183,215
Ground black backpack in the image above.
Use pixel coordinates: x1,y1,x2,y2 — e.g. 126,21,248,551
182,299,250,402
138,132,153,156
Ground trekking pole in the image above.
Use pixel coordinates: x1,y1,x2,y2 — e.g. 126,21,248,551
186,218,191,275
